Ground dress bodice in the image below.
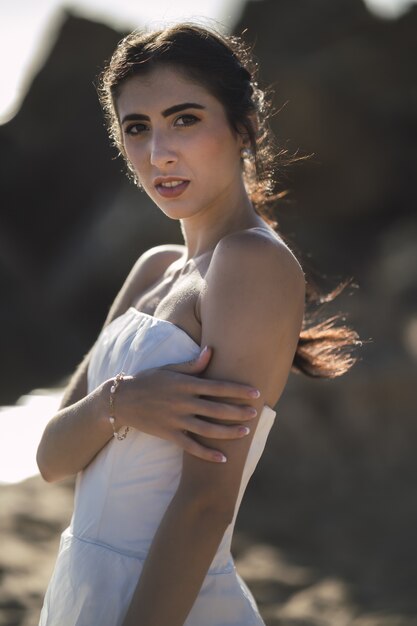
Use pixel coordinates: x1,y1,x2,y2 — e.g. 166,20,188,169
71,307,276,573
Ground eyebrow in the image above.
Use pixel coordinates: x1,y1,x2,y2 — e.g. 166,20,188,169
121,102,206,125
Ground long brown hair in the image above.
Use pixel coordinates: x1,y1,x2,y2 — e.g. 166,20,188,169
97,22,362,378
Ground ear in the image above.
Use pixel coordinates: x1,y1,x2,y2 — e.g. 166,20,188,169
236,113,259,148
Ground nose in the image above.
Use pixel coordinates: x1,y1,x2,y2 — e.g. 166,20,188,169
149,131,178,168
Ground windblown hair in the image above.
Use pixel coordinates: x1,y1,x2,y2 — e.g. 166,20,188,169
97,22,362,378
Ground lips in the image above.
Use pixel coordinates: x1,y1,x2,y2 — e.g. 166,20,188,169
154,177,190,199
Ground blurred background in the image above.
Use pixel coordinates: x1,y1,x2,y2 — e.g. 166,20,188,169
1,0,417,624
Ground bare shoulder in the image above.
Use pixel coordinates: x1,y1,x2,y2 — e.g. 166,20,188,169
130,243,186,285
206,227,305,302
135,243,186,266
102,244,185,327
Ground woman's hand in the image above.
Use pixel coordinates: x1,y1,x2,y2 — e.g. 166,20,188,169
105,346,259,463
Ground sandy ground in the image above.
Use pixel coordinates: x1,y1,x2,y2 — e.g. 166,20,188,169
1,473,417,626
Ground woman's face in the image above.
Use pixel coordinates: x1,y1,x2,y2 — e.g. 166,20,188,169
116,65,246,220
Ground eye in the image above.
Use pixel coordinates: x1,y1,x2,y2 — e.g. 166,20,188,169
174,114,199,127
124,123,148,136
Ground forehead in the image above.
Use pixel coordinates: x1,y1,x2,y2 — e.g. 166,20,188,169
116,65,220,117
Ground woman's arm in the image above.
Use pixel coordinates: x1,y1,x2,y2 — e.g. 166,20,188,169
36,357,259,482
122,232,305,626
36,245,185,480
36,245,258,482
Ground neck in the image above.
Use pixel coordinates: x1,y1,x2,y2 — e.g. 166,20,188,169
180,179,265,261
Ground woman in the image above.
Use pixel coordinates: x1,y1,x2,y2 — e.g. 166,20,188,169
37,23,360,626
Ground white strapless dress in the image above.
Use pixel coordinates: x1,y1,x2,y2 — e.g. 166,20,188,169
39,307,276,626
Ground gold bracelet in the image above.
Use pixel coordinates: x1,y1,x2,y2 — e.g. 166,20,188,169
108,372,130,441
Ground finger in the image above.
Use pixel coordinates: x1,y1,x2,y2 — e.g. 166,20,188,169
181,375,261,400
177,432,227,463
164,346,212,374
186,415,251,439
189,398,257,422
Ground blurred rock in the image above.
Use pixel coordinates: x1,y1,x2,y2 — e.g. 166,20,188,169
0,11,181,403
236,0,417,274
269,577,357,625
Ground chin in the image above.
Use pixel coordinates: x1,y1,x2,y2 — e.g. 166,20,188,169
153,202,194,221
151,195,204,218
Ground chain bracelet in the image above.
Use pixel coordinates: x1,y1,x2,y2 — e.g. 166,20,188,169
108,372,130,441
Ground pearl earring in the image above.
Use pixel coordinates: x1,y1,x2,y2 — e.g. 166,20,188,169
240,147,252,160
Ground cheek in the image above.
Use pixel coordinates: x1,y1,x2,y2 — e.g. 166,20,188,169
124,142,146,171
192,129,239,172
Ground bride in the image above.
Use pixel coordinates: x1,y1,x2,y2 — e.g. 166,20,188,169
37,22,359,626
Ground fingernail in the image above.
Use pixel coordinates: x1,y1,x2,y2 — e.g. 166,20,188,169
214,453,227,463
239,426,250,436
249,389,260,398
200,345,209,355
